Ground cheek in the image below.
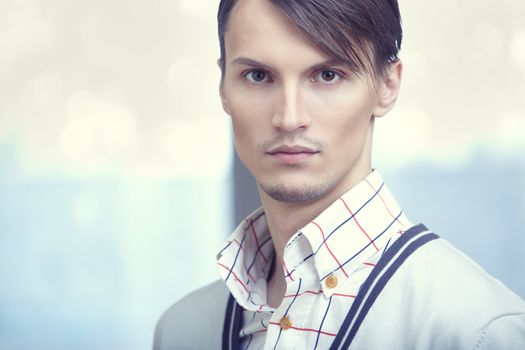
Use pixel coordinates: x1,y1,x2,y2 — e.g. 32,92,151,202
311,90,375,145
230,114,250,152
228,95,272,158
229,92,272,133
231,120,255,172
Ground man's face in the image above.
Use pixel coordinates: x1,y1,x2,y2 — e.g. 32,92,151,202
220,0,399,203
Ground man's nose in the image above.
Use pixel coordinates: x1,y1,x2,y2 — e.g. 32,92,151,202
271,82,310,132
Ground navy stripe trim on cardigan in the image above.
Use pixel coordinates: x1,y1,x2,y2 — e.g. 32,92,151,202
341,231,438,348
330,223,438,349
222,294,243,350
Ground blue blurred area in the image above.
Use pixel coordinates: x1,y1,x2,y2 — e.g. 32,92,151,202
0,144,231,350
383,153,525,298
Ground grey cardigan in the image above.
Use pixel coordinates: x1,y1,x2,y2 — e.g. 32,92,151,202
154,226,525,349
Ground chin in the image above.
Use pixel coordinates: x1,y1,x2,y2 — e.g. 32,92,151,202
259,181,333,203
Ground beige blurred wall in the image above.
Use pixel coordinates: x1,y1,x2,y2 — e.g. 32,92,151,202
0,0,523,173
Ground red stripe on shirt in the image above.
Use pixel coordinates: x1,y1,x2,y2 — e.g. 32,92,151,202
312,221,349,278
247,219,269,264
218,262,250,293
269,322,337,337
365,179,403,226
339,197,379,251
231,239,257,283
283,260,295,282
284,290,323,298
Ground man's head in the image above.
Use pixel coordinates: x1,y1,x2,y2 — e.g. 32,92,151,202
218,0,403,79
218,0,403,204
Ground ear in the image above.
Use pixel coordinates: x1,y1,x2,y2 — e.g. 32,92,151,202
372,60,403,118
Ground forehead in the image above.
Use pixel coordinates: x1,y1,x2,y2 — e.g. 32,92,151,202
224,0,331,67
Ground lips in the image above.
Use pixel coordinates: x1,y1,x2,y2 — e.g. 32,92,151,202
267,145,317,154
266,145,319,164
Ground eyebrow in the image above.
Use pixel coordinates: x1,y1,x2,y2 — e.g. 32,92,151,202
309,58,343,72
230,57,343,72
230,57,271,70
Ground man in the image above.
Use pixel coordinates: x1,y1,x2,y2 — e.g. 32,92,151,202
154,0,525,349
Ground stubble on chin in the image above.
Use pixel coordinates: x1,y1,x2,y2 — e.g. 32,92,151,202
259,181,332,203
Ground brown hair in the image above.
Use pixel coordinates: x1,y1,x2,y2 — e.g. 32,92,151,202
217,0,402,78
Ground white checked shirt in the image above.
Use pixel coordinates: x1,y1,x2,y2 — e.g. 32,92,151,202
216,171,412,349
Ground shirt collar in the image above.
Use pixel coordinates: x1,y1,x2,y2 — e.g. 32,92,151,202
284,170,411,296
216,170,411,309
216,207,274,310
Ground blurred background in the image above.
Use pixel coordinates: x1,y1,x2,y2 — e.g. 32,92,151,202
0,0,523,349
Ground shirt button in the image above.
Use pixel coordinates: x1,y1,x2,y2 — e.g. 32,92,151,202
325,274,338,289
279,316,292,330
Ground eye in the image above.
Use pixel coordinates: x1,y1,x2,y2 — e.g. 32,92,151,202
314,70,341,84
244,70,271,84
